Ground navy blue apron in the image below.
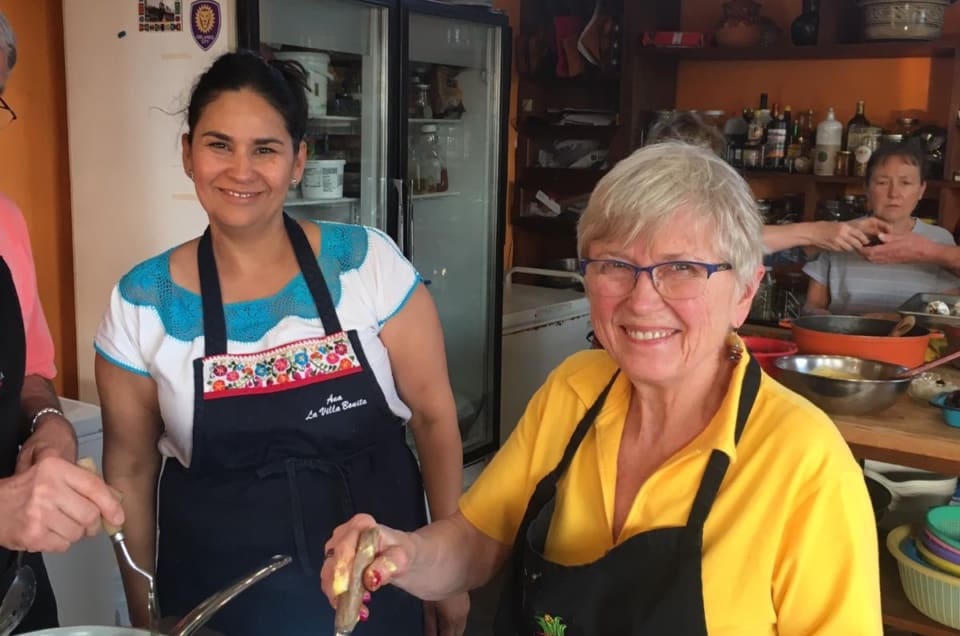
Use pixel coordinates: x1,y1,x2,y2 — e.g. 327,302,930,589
156,216,427,635
494,357,761,635
0,257,59,633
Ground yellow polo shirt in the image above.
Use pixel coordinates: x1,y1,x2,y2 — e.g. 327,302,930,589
460,350,881,635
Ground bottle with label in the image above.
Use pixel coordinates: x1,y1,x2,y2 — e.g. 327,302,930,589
743,108,766,169
724,108,750,167
853,127,880,178
764,104,787,171
814,107,843,176
785,120,805,172
756,93,771,128
846,100,870,151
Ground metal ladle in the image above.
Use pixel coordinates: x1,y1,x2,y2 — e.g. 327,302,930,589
0,552,37,636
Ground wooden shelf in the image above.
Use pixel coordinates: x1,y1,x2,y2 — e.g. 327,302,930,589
636,41,960,62
881,538,960,635
515,120,619,138
513,214,579,232
741,171,960,189
519,167,608,190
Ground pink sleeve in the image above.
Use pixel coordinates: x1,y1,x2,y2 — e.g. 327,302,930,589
0,195,57,379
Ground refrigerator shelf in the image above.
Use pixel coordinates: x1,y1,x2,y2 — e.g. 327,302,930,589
412,191,461,200
409,118,464,125
308,116,360,123
285,197,359,207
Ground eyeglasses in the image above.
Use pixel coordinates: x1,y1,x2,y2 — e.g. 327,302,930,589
578,258,734,299
0,96,16,129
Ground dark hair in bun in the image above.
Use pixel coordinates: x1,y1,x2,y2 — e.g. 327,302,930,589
186,50,309,148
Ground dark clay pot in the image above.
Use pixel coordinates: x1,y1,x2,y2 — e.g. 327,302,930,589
791,0,819,46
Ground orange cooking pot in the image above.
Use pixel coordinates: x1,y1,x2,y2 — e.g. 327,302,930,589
784,315,931,367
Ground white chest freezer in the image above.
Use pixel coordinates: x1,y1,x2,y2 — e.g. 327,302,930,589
500,268,592,445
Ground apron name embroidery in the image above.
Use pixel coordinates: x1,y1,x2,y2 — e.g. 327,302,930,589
305,393,370,420
202,333,362,399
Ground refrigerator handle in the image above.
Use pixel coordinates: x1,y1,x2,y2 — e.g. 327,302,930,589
393,178,406,253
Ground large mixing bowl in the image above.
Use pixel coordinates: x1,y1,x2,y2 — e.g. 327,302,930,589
787,315,931,367
774,354,911,415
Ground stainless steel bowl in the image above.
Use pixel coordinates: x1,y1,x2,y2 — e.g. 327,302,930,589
773,355,910,415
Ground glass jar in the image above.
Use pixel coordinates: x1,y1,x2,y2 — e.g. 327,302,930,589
410,124,448,194
411,83,432,119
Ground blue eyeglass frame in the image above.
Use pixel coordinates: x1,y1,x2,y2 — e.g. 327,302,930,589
577,258,734,286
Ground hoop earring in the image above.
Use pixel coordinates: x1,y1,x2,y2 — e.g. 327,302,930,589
291,179,299,186
727,328,743,363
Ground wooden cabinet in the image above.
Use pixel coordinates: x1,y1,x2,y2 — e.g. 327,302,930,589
509,0,628,268
621,1,960,233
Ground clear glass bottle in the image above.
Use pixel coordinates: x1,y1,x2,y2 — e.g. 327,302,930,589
411,124,448,194
411,83,432,119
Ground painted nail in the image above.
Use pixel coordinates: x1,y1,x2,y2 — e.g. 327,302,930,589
359,607,369,622
362,591,371,602
368,570,382,589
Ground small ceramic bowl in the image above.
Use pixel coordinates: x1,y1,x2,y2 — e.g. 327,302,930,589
929,392,960,428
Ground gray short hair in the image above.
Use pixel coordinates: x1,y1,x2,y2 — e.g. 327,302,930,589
577,142,763,289
648,111,725,156
0,10,16,71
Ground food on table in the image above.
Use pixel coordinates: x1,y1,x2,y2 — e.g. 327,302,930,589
926,300,951,316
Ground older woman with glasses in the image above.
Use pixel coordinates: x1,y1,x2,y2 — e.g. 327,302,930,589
320,143,881,635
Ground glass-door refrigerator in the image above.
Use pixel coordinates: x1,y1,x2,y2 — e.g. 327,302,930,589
237,0,510,462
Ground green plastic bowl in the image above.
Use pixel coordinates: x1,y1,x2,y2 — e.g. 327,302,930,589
928,506,960,552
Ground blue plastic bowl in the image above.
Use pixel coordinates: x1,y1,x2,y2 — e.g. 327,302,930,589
930,392,960,428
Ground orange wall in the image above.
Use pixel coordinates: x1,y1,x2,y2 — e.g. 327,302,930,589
0,0,76,397
676,0,960,128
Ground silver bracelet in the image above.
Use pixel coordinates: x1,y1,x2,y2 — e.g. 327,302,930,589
30,407,65,434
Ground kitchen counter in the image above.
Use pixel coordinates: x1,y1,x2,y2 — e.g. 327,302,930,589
741,323,960,635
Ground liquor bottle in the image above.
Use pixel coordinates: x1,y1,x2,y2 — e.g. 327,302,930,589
724,108,751,167
756,92,771,128
782,105,793,142
846,100,870,152
743,108,766,169
785,120,805,173
764,104,787,171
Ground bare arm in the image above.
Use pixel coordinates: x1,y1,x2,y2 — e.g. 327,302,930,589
761,218,890,254
379,284,469,633
861,232,960,276
801,279,831,316
321,512,511,605
17,375,77,468
380,284,462,523
96,354,164,628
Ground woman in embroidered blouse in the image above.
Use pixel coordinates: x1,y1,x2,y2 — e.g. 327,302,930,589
94,51,467,636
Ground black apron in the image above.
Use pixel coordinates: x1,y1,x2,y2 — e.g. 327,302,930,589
494,357,761,635
0,257,59,633
156,216,427,636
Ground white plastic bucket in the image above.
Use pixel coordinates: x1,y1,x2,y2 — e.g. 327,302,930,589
302,159,345,199
273,51,332,118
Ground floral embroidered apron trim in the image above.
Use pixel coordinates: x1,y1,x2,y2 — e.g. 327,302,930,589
201,333,362,399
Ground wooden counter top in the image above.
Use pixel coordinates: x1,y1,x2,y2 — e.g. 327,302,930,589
739,322,960,474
